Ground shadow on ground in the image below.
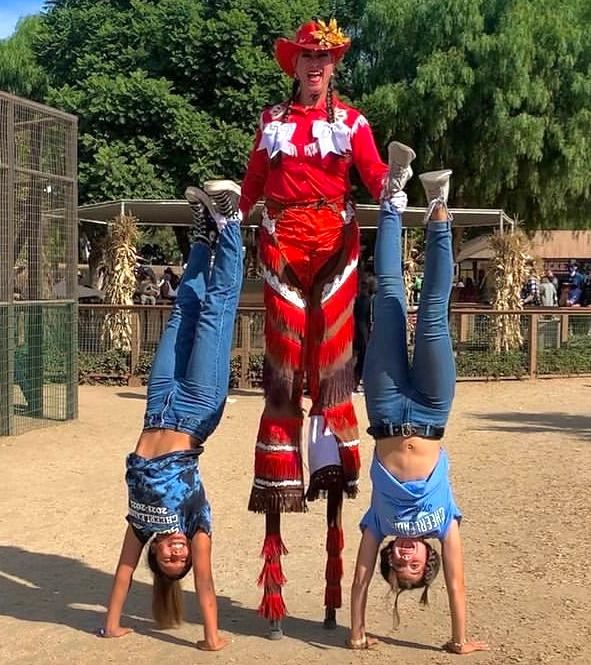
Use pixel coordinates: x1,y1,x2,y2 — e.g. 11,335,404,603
470,411,591,441
0,547,440,652
116,392,146,401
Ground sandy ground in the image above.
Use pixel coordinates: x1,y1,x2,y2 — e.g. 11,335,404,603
1,379,590,665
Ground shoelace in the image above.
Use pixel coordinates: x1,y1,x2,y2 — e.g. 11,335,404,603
424,195,453,223
189,202,212,243
385,164,412,198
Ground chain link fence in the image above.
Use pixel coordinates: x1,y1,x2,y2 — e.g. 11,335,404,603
0,93,78,436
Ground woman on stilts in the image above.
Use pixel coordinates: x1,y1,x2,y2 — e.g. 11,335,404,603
238,18,405,637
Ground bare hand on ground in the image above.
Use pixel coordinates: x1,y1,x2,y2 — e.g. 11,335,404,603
98,626,134,639
197,635,229,651
445,640,489,655
346,635,379,650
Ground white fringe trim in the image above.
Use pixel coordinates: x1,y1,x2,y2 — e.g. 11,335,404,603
256,442,299,453
253,478,303,488
262,267,306,309
320,255,359,304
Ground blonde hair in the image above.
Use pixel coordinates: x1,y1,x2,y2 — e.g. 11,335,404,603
147,546,190,628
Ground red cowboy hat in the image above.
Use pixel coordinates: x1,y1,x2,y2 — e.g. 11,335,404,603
274,19,351,78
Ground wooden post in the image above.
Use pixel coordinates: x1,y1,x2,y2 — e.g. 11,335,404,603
240,313,251,389
128,309,141,386
560,313,569,345
528,313,539,378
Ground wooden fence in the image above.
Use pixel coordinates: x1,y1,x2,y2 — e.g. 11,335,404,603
78,305,591,386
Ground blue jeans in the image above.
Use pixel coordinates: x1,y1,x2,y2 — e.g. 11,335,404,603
363,202,455,431
144,222,243,442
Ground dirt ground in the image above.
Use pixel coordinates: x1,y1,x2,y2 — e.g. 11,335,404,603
1,379,590,665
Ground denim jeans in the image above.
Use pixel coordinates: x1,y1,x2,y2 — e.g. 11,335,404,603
363,202,455,431
144,222,243,442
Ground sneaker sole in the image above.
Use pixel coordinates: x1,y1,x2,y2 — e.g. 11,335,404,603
388,141,416,166
184,186,218,220
419,169,453,200
204,179,242,197
418,169,453,186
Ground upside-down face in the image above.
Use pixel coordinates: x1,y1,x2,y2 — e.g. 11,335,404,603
151,533,192,578
389,537,428,584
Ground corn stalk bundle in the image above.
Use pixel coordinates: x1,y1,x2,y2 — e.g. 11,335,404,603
101,214,139,351
488,230,530,352
403,242,420,348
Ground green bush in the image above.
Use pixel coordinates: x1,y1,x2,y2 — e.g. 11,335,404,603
538,335,591,375
249,353,264,388
134,351,154,383
64,334,591,387
78,349,129,385
229,353,264,388
455,350,528,378
230,356,241,389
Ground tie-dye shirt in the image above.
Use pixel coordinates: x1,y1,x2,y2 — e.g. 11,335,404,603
125,449,211,544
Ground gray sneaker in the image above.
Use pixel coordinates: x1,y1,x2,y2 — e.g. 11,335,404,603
418,169,453,222
385,141,416,195
204,179,242,220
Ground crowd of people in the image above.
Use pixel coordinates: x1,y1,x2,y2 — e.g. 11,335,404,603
134,265,182,305
521,262,591,308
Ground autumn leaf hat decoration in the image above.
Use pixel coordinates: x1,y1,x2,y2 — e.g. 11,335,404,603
275,18,351,77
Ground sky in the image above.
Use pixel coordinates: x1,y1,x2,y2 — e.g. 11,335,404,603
0,0,46,39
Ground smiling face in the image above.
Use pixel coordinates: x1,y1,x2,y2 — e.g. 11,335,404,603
151,533,191,578
294,50,335,104
390,537,428,584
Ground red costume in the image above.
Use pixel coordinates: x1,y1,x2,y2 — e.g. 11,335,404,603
241,20,388,626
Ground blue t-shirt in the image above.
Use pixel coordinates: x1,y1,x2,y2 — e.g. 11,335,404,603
126,449,211,544
360,448,461,542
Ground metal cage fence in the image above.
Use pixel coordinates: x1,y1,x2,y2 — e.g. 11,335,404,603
0,92,78,436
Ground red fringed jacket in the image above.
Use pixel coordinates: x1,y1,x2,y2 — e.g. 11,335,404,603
239,97,388,217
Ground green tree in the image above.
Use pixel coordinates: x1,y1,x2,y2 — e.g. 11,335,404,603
353,0,591,228
0,16,48,99
36,0,329,204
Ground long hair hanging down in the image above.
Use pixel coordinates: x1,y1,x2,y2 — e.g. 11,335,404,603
147,547,191,628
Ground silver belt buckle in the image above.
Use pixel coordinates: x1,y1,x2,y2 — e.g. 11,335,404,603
401,422,413,438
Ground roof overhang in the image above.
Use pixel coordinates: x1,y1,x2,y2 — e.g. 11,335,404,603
78,199,514,231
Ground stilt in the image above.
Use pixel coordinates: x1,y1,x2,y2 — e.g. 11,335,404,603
323,488,344,629
257,512,287,638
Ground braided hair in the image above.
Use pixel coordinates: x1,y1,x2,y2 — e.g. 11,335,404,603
268,78,301,169
272,72,338,167
281,78,301,123
326,75,335,123
379,539,441,628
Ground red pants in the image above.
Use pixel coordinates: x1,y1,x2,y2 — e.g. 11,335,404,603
248,202,361,514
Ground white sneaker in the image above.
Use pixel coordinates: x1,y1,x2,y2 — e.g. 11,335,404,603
204,179,242,221
385,141,416,196
418,169,453,222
